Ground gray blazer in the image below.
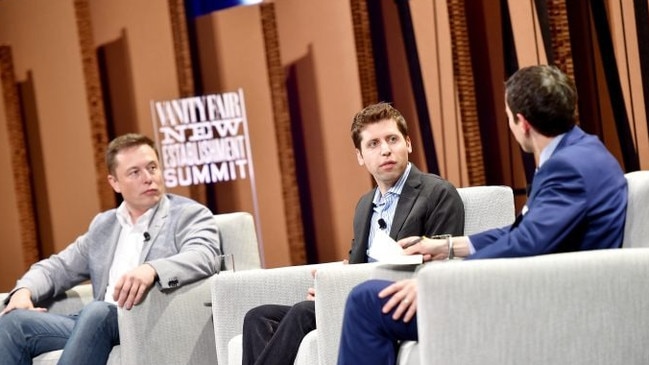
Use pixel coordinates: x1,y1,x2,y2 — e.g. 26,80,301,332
11,194,220,304
348,165,464,264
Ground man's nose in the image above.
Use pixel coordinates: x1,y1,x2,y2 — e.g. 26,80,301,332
380,141,391,155
141,169,153,183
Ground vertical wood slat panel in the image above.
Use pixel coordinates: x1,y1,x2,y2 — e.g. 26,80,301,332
0,45,39,268
167,0,208,205
261,3,306,265
350,0,379,108
446,0,485,185
609,0,649,169
546,0,576,92
73,0,113,210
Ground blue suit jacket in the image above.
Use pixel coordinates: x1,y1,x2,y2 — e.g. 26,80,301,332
469,126,627,259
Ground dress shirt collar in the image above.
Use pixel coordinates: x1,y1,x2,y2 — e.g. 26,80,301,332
538,132,566,168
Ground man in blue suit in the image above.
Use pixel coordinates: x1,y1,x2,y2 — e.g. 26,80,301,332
337,65,628,365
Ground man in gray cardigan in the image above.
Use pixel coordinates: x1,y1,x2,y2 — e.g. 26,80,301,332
0,134,220,365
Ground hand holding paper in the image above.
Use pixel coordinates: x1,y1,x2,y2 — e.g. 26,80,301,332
368,230,423,264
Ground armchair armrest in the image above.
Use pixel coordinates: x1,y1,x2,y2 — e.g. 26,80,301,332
416,248,649,365
118,278,215,365
314,263,375,365
1,284,93,315
211,262,340,364
313,262,420,365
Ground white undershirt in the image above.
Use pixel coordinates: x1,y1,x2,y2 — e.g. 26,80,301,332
104,203,154,304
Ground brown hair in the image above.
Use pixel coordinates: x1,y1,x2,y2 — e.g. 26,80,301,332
505,65,577,136
105,133,157,175
350,102,409,149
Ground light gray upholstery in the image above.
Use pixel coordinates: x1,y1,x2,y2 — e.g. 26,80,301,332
216,212,262,271
118,278,215,365
1,211,261,365
416,248,649,364
212,262,340,365
219,185,515,365
314,263,415,365
456,185,515,235
621,170,649,248
411,171,649,365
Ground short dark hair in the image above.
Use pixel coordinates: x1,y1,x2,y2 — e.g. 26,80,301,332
505,65,577,136
350,102,409,149
105,133,157,175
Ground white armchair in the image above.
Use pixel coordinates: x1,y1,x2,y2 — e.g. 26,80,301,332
211,262,348,365
1,211,261,365
215,185,515,365
414,170,649,365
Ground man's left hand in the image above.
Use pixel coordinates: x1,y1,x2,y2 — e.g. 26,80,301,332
378,278,418,323
113,264,157,310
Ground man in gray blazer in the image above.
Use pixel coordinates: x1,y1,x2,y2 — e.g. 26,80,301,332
0,134,220,365
242,102,464,365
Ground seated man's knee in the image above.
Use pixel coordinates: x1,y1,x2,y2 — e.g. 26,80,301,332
348,280,392,308
78,301,116,324
287,301,315,322
243,304,281,329
245,305,270,322
0,310,28,333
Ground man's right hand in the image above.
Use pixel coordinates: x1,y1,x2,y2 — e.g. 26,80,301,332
0,288,46,316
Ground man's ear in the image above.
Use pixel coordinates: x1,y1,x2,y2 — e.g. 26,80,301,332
356,149,365,166
516,113,532,133
405,136,412,153
107,175,121,193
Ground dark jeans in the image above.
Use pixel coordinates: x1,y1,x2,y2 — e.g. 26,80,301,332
242,301,316,365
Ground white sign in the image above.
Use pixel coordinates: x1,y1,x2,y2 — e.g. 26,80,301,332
150,89,253,188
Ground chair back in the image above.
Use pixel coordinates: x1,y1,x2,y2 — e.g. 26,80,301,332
622,171,649,248
457,186,516,235
213,212,262,270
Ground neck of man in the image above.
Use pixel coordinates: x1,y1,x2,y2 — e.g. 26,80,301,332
530,132,555,166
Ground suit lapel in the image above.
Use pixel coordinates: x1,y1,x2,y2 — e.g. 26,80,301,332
389,166,422,239
139,195,170,263
356,193,374,253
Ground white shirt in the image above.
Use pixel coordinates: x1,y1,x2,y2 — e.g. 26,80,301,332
104,203,155,304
